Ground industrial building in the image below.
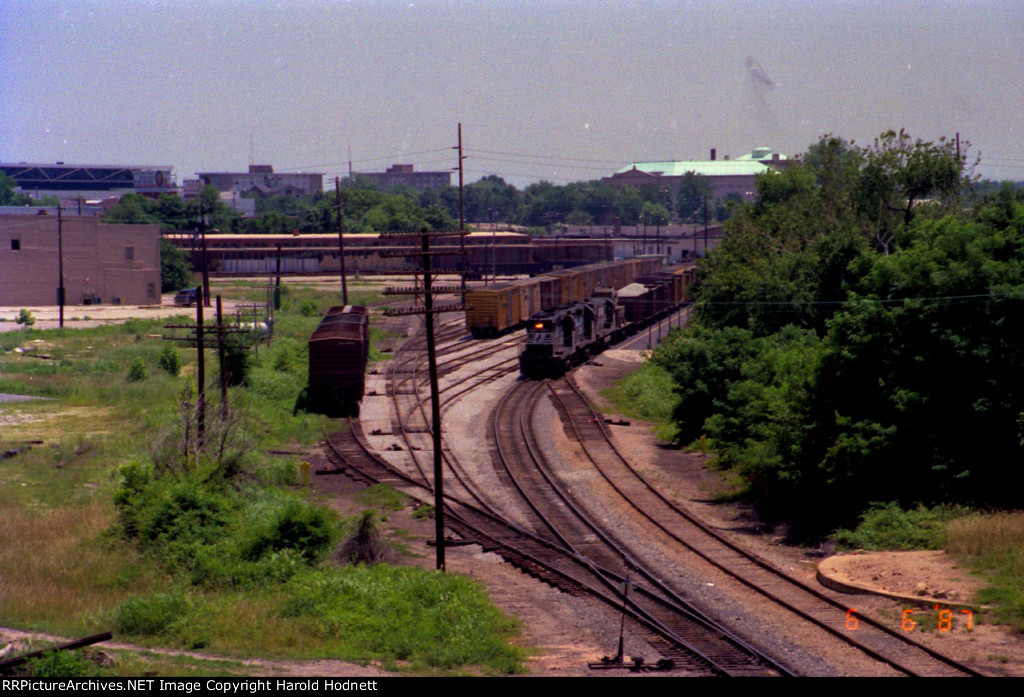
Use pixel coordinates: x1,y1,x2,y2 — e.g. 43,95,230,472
356,164,451,192
0,162,177,199
163,224,720,278
0,214,161,306
195,165,323,197
603,147,792,210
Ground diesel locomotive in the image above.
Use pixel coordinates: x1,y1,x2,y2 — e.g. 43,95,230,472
519,265,695,378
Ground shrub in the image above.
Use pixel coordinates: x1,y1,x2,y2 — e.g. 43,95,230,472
832,502,972,550
223,345,253,387
244,499,337,563
137,478,232,545
127,357,149,382
15,308,35,327
338,511,388,565
114,591,190,636
25,649,98,677
299,300,319,317
157,343,182,376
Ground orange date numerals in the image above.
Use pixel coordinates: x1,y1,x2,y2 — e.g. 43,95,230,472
845,609,859,630
897,606,974,632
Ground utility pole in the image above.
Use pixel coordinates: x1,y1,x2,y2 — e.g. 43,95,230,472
336,176,348,304
453,123,467,305
196,287,206,446
216,296,228,421
274,243,283,310
702,194,709,257
57,204,65,328
164,291,251,446
381,230,467,571
198,199,211,307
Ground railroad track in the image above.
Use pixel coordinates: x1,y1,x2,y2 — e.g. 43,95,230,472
332,312,984,677
487,378,792,676
322,420,785,676
540,374,982,678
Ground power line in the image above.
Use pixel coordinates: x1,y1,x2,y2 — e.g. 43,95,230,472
697,291,1024,308
469,154,614,173
467,148,627,166
277,148,453,172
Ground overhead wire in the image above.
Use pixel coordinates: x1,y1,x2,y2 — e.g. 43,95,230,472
695,291,1024,309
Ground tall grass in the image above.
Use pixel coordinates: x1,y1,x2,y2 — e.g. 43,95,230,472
0,503,163,634
0,281,526,674
946,512,1024,631
603,360,680,441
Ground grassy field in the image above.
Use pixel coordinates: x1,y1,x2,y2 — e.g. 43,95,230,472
0,279,524,677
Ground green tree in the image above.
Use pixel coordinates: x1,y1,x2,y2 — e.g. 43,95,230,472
464,175,520,223
653,131,1012,534
676,172,712,222
0,172,19,205
641,201,671,226
104,193,159,224
852,129,966,254
160,239,192,293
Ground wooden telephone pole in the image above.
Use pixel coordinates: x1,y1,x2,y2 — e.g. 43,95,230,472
335,176,349,305
163,290,252,447
380,231,467,571
453,123,467,305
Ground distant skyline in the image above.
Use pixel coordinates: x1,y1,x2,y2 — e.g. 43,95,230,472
2,0,1023,189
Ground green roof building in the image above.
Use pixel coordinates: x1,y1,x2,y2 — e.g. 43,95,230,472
603,148,793,216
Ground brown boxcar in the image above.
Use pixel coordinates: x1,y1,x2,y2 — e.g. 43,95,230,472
308,305,369,417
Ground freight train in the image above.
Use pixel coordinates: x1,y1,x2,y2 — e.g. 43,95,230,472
465,257,666,338
519,265,695,378
307,305,370,417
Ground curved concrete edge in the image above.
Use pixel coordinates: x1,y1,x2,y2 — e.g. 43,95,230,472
816,555,981,610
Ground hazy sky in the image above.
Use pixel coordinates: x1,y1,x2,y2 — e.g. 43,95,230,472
2,0,1022,189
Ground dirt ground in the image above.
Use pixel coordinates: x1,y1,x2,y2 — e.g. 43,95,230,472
0,295,245,333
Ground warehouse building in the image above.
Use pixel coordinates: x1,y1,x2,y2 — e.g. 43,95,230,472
0,213,161,306
602,147,792,210
195,165,323,197
356,164,451,191
1,162,177,199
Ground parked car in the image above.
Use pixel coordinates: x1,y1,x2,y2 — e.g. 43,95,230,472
174,288,199,306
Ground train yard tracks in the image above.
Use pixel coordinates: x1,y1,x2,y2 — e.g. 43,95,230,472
321,314,984,677
543,375,982,677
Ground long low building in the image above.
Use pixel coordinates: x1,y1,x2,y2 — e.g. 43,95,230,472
164,226,720,278
1,162,177,198
1,214,161,306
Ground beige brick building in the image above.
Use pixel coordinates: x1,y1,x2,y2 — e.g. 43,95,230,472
1,214,161,306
